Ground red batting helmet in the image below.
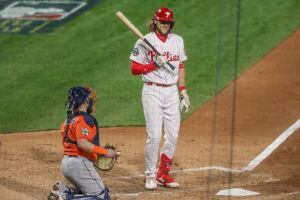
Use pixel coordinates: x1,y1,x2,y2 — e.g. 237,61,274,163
153,7,174,29
154,7,174,22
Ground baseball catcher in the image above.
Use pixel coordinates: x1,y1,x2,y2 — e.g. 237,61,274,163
48,86,120,200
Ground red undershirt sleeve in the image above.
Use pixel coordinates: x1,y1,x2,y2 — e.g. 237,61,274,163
131,61,156,75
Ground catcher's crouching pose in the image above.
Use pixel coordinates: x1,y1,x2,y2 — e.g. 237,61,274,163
48,86,120,200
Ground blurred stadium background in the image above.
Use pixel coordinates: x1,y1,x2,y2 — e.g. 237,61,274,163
0,0,299,133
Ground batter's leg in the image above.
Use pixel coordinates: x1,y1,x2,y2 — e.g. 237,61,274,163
142,85,164,177
161,87,180,158
156,87,180,188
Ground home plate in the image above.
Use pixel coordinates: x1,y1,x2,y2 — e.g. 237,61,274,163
216,188,260,196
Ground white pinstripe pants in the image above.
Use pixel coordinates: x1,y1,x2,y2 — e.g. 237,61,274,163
142,84,180,177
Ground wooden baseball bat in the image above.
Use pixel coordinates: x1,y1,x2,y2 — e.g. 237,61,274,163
116,11,175,70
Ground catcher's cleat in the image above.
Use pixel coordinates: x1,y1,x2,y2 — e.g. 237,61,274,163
156,174,179,188
48,181,68,200
47,182,60,200
53,182,59,191
54,181,71,193
145,177,157,190
47,192,59,200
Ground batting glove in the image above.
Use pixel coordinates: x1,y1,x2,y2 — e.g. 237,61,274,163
154,55,168,68
180,89,190,113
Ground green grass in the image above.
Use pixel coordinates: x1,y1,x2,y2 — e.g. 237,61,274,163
0,0,299,133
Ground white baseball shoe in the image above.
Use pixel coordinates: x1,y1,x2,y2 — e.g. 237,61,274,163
145,177,157,190
156,174,179,188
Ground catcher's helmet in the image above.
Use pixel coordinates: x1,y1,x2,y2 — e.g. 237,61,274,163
66,86,96,113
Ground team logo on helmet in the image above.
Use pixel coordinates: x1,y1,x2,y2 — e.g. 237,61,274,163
165,12,171,18
81,128,89,136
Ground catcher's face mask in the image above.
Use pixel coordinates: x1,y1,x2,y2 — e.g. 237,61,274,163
66,86,97,113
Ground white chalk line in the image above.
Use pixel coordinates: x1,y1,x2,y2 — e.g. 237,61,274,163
119,166,242,180
113,119,300,197
113,191,174,197
113,192,142,197
243,119,300,171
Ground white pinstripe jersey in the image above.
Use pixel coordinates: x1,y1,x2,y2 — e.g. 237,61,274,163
129,32,187,85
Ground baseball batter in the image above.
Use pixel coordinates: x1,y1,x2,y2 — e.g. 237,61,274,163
48,86,120,200
129,7,191,190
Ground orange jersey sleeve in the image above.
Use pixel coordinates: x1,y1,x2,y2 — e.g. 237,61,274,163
75,116,96,141
61,115,98,161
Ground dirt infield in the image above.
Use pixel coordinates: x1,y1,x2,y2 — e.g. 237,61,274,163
1,30,300,200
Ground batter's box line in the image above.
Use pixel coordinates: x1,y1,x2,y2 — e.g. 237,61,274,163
119,118,300,180
118,166,243,180
243,118,300,171
113,191,174,198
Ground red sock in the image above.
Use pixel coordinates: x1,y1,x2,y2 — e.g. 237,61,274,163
157,153,172,177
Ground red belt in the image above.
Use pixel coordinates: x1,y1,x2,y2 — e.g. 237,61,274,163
145,82,170,87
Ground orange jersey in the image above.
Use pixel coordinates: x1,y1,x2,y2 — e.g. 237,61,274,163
60,113,99,161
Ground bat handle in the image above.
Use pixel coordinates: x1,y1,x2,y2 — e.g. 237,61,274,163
166,61,175,70
143,39,175,70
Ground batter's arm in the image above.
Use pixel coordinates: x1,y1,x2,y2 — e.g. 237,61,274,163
131,61,157,75
178,62,191,109
178,62,186,90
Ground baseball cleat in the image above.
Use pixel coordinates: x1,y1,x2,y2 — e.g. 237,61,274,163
48,181,68,200
145,177,157,190
156,174,179,188
47,192,59,200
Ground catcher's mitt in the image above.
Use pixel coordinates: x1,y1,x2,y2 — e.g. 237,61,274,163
94,144,118,171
